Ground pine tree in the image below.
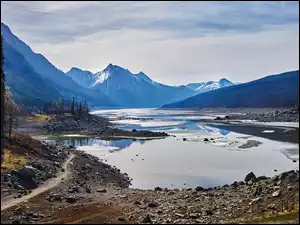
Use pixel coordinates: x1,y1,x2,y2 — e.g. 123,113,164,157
71,97,75,115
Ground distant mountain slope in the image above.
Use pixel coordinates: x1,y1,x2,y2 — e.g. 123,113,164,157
185,78,235,93
66,67,95,88
2,22,116,107
3,42,62,104
162,70,299,109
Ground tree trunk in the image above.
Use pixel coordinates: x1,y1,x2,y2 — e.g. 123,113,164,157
9,113,12,142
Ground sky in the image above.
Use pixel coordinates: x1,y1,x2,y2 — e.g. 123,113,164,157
1,1,299,85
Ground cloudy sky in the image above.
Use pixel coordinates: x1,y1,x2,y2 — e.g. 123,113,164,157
1,1,299,85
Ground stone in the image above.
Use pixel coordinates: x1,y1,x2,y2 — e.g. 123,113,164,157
205,209,213,216
175,213,185,218
142,214,152,223
148,202,159,208
272,190,281,197
245,172,256,183
204,138,209,142
154,187,162,191
183,138,187,141
61,168,65,172
195,186,205,192
96,188,107,193
117,217,126,221
254,185,263,196
85,186,91,193
250,197,261,205
189,213,199,219
134,200,141,205
66,196,77,203
257,175,268,181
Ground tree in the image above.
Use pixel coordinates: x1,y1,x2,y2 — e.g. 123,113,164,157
1,35,5,161
79,102,82,115
4,89,18,141
71,97,75,115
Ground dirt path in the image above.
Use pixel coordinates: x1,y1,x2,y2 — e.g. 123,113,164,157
1,154,75,211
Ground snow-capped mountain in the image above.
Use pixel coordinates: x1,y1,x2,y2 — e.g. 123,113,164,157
185,78,235,93
66,67,96,88
162,70,299,109
66,64,196,107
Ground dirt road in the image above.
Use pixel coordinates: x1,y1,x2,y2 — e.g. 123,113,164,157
1,154,75,211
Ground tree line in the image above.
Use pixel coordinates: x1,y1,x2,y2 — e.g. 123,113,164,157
15,97,90,116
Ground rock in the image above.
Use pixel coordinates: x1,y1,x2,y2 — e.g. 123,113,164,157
287,186,293,191
183,138,187,141
132,129,137,132
238,181,245,186
85,186,91,193
66,196,77,203
231,181,239,188
142,214,152,223
175,213,185,218
12,220,21,224
250,197,261,205
61,168,65,172
245,172,256,183
254,185,263,196
189,213,199,219
293,160,297,163
96,188,107,193
195,186,205,192
148,202,159,208
272,190,281,197
117,217,126,221
154,187,162,191
257,175,268,181
204,138,209,142
205,209,213,216
134,200,141,205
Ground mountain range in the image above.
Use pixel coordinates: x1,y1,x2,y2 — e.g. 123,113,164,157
2,22,235,108
66,65,235,108
162,70,299,109
2,22,298,109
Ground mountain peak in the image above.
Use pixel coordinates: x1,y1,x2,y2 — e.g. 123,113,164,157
68,67,83,73
219,78,233,87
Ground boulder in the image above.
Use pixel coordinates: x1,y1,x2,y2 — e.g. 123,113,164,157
142,214,152,223
66,196,77,203
245,172,256,183
154,187,162,191
195,186,205,192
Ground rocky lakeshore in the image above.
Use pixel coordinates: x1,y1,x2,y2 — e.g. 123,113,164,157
1,158,299,224
1,134,299,224
43,112,168,138
223,107,299,123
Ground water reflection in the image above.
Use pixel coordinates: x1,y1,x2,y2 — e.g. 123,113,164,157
47,138,135,151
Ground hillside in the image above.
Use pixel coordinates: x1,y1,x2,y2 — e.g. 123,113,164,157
162,70,299,109
2,22,117,107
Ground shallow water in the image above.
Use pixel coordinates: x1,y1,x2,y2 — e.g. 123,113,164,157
49,108,299,189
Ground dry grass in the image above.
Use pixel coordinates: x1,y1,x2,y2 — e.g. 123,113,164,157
1,148,28,171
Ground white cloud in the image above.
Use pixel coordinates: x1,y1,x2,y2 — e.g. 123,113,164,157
1,1,299,85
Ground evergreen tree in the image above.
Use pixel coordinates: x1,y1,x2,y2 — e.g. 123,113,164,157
71,97,75,115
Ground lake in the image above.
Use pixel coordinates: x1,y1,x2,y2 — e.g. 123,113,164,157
48,108,299,189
